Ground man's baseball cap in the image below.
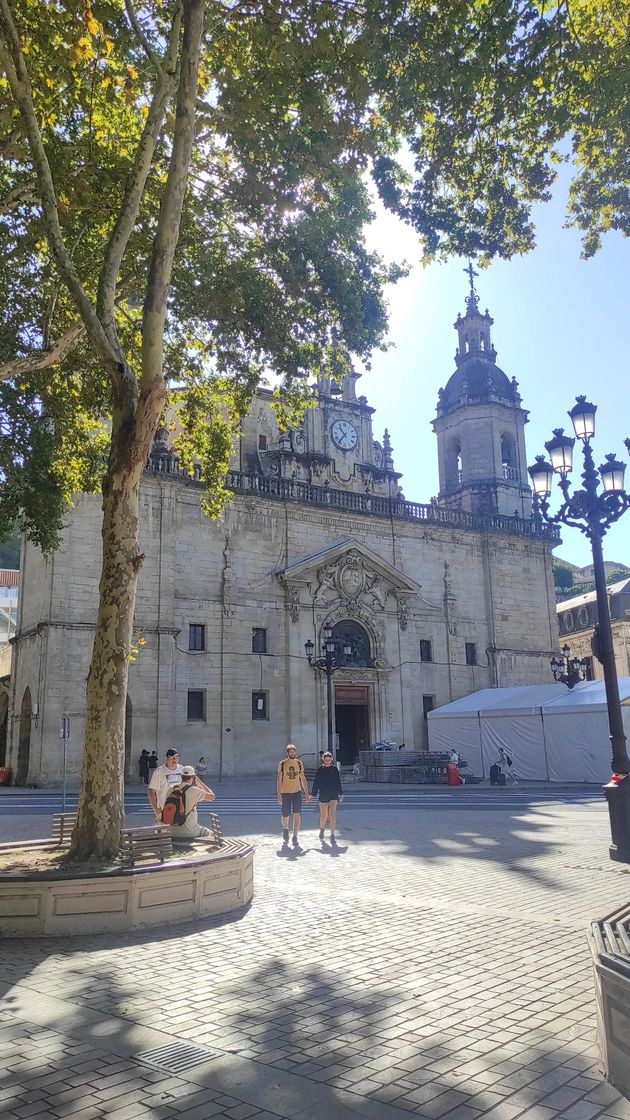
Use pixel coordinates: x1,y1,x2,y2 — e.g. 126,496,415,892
181,766,195,777
165,749,179,758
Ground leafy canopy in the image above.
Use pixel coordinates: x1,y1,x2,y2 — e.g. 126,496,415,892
1,0,629,547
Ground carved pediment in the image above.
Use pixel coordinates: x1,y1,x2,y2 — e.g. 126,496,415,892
275,538,430,617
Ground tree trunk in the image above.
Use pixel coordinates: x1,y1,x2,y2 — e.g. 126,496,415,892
69,444,143,860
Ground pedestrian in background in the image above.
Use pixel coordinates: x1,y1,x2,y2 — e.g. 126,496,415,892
311,751,344,845
195,756,209,779
498,746,518,784
138,749,150,785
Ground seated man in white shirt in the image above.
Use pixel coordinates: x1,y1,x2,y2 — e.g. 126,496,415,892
148,749,183,820
168,766,216,843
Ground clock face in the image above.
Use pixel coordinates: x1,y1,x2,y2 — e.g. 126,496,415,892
331,419,358,450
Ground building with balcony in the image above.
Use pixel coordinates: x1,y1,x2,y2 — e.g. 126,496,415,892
7,286,560,784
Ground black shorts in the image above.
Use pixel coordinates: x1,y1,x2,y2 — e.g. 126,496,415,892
318,796,339,805
281,792,302,816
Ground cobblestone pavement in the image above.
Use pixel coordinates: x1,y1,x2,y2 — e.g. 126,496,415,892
1,789,630,1120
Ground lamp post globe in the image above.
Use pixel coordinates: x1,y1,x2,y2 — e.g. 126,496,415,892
530,398,630,862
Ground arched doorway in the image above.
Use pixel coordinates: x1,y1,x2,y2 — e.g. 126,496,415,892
16,687,32,786
124,694,133,783
332,621,371,765
0,691,8,767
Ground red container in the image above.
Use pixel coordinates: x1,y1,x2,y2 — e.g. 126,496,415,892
446,761,461,786
0,767,11,786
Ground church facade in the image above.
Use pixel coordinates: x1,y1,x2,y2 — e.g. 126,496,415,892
7,289,560,784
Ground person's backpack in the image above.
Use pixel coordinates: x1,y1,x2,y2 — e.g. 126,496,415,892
162,787,189,826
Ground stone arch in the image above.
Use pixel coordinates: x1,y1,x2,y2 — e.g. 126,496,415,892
501,430,516,467
322,605,384,666
124,693,133,783
331,619,372,668
445,436,463,485
0,690,8,767
16,687,32,786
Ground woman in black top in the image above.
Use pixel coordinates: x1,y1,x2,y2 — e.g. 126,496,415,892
311,752,344,845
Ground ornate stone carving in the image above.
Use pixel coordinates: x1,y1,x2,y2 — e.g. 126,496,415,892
313,549,391,613
290,428,307,453
396,594,410,631
286,582,300,623
222,536,237,618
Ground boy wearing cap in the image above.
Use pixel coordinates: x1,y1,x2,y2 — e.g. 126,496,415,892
168,767,216,842
276,743,310,848
148,748,183,821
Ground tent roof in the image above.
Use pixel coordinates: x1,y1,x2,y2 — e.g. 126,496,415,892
428,678,630,719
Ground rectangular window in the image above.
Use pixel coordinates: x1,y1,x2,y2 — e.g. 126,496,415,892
258,434,267,450
252,627,267,654
422,695,436,720
187,690,206,721
419,639,433,663
252,691,268,720
465,642,477,666
189,624,205,651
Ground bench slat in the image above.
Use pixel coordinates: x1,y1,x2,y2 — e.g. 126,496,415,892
120,824,172,867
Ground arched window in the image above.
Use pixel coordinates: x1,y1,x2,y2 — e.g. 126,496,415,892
501,432,515,466
332,620,371,668
501,432,517,480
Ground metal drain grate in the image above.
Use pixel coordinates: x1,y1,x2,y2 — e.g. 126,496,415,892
136,1041,220,1073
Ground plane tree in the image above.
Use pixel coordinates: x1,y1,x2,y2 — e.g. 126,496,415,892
0,0,627,859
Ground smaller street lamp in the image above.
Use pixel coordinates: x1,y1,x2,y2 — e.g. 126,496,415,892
550,644,589,690
305,625,352,765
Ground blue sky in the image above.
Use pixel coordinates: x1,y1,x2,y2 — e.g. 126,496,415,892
361,178,629,571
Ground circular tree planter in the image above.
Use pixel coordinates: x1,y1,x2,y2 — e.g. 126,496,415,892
0,838,253,938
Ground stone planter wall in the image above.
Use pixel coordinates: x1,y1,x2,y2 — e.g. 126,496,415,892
589,906,630,1100
0,839,253,938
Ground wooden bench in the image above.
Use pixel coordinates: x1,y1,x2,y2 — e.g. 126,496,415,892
120,824,172,867
52,813,77,846
209,813,223,846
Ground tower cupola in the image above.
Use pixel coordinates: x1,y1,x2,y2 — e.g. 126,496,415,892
432,267,532,518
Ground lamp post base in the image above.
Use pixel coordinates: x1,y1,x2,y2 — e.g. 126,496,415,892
604,777,630,863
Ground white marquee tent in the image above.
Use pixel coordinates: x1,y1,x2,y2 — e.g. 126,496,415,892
427,679,630,782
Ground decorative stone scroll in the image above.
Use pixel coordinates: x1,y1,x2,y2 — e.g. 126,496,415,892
396,594,410,631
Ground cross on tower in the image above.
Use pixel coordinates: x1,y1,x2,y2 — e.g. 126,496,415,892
464,261,478,301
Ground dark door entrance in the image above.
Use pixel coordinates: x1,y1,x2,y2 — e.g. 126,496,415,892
335,685,369,765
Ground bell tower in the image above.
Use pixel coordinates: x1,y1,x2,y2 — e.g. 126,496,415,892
432,268,532,517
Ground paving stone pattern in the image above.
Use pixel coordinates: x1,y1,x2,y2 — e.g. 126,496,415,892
2,793,630,1120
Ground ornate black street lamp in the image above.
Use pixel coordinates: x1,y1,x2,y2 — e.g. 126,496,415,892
550,644,589,690
305,625,352,764
529,396,630,862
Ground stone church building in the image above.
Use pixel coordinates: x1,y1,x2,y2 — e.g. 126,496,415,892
7,288,560,784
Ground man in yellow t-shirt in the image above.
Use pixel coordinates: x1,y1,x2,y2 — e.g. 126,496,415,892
276,743,311,848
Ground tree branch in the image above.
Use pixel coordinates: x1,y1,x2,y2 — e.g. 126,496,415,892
96,4,182,347
0,179,37,215
0,321,85,382
136,0,206,434
0,1,125,386
124,0,164,73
